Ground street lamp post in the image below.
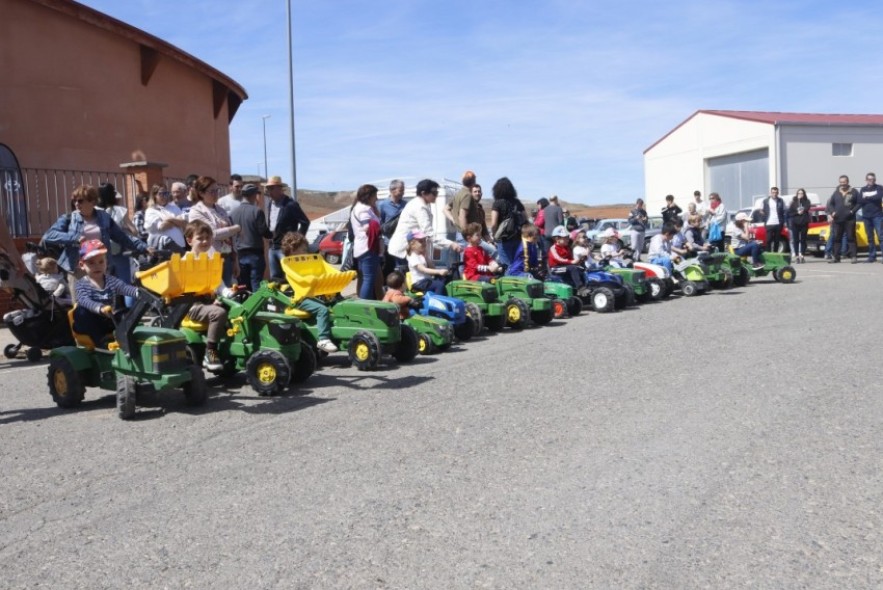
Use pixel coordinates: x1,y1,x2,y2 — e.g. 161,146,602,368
261,114,271,182
287,0,297,199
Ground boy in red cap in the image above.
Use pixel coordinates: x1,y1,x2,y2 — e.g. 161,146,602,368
72,239,140,346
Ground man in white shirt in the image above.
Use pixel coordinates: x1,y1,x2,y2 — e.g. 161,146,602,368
217,174,243,216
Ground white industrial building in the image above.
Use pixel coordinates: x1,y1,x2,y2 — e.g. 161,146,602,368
643,110,883,214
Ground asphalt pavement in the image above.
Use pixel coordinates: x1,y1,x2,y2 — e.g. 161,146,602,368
0,256,881,589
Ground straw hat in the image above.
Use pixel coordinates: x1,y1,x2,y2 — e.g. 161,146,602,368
264,175,288,188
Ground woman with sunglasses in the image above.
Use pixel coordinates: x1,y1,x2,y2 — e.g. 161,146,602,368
187,175,241,285
144,184,187,253
41,185,150,289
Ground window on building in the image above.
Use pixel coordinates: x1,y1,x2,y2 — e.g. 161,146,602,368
832,143,853,157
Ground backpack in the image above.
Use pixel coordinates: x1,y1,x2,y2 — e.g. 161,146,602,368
380,210,402,238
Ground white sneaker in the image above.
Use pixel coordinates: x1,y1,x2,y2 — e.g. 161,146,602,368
317,339,338,353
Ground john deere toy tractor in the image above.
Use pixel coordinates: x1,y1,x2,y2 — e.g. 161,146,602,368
280,254,418,370
142,253,313,396
47,254,213,420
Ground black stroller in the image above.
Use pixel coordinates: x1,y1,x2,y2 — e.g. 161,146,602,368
0,249,73,362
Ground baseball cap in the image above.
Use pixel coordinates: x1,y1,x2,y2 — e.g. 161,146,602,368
241,183,259,196
79,239,107,261
551,225,569,238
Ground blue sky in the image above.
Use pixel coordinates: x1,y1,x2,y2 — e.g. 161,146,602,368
79,0,883,204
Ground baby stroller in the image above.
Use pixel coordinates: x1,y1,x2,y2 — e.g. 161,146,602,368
0,249,73,362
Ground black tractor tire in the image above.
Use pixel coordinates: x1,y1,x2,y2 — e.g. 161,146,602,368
567,296,583,316
778,265,797,284
116,373,137,420
591,287,616,313
681,281,698,297
504,298,531,330
551,298,568,319
290,344,317,384
532,308,554,325
417,333,436,355
186,343,205,366
26,347,43,363
183,365,208,406
4,343,20,359
647,278,665,301
393,324,419,363
245,349,291,395
734,266,750,287
453,316,475,342
47,356,85,409
347,330,381,371
485,314,506,332
464,302,484,335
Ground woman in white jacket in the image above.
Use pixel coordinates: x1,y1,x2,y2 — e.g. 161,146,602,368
388,178,461,262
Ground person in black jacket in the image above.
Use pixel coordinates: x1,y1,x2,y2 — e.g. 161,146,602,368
826,175,861,263
859,172,883,262
265,175,310,278
231,183,271,291
762,187,786,253
660,194,682,225
788,189,811,263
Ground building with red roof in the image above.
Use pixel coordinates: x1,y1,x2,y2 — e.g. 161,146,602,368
643,110,883,213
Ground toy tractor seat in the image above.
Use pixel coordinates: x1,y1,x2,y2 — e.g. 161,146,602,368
181,316,209,333
284,307,313,320
404,272,425,295
67,307,117,351
280,254,356,303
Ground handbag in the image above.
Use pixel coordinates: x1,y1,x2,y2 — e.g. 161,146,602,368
708,222,723,242
494,216,515,241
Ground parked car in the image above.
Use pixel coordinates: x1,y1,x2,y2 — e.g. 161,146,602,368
586,217,662,253
318,230,346,264
724,206,828,252
807,210,879,256
307,231,327,254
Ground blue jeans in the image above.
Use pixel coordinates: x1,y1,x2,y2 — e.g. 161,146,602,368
863,215,883,261
237,250,266,292
109,252,134,307
824,228,848,257
649,255,673,273
356,252,382,300
297,297,332,340
268,247,284,280
221,254,236,288
734,243,763,265
497,237,521,267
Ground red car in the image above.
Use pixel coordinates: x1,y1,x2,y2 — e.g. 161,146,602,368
747,205,828,251
318,230,346,264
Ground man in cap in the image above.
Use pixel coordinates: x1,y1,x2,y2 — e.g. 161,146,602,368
231,183,271,292
265,175,310,279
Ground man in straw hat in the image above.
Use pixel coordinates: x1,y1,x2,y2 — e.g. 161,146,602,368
264,175,310,279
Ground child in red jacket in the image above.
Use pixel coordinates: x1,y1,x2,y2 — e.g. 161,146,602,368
463,222,501,281
547,225,587,293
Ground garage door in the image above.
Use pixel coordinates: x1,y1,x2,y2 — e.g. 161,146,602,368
706,149,769,212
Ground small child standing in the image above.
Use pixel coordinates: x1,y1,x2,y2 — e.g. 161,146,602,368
72,240,140,346
183,220,233,370
462,222,501,281
35,257,71,305
506,224,543,279
279,231,338,353
382,270,416,320
406,230,449,294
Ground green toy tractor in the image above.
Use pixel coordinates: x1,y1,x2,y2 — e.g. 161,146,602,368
47,255,214,420
279,254,418,370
